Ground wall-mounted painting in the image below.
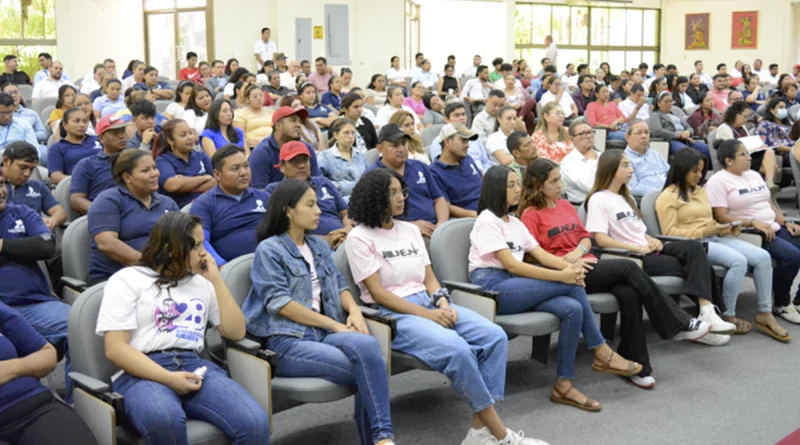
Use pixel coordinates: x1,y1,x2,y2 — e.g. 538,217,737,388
732,11,758,49
685,13,710,50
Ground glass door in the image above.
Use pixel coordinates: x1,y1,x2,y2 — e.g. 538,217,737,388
147,13,177,79
144,0,210,79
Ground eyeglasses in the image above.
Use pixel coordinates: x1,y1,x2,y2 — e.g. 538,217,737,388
390,188,410,199
573,130,594,138
3,90,18,96
631,130,650,136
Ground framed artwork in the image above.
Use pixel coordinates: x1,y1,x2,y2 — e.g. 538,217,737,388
732,11,758,49
685,13,710,50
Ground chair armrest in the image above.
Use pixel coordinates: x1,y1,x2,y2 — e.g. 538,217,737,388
654,235,708,252
359,307,397,340
225,338,277,369
69,371,125,419
785,217,800,224
442,280,500,302
442,280,497,321
61,276,87,292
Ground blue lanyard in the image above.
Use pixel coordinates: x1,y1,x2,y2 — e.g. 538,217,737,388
2,125,11,148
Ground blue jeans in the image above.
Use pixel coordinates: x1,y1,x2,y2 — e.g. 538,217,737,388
762,228,800,306
607,130,626,140
669,139,710,159
705,237,773,315
470,268,605,379
267,328,393,444
113,351,270,445
13,300,72,402
377,291,507,413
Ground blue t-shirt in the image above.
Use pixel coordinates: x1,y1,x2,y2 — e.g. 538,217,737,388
0,301,49,414
368,160,443,224
87,186,179,280
306,104,331,118
265,176,346,235
250,135,321,189
200,127,245,151
189,185,271,262
429,157,482,211
133,81,172,92
155,150,214,208
321,91,343,111
6,180,59,215
48,135,103,176
70,151,116,201
0,203,54,305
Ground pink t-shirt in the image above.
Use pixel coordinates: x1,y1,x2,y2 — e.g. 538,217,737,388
468,210,538,272
705,169,779,231
585,190,648,247
344,221,430,304
403,97,426,116
710,88,729,113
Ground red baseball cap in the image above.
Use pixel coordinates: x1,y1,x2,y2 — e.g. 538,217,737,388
95,115,130,136
279,141,311,162
271,106,309,125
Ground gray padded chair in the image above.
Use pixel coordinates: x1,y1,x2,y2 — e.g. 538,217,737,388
54,176,80,223
61,215,91,303
155,100,171,115
68,283,272,445
706,129,720,171
41,105,55,128
220,254,393,413
18,84,33,102
421,124,444,154
31,96,57,116
791,153,800,209
364,148,380,165
363,103,380,117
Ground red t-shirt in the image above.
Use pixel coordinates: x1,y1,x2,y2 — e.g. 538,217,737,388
179,67,201,83
520,199,596,259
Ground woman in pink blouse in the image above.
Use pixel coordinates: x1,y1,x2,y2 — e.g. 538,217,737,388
403,81,427,119
532,102,575,163
585,84,627,141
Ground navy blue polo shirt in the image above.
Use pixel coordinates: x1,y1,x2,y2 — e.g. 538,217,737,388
190,185,272,262
48,135,102,176
155,151,214,208
429,156,482,211
0,203,54,305
250,135,321,189
70,151,116,201
0,301,49,414
5,180,58,215
265,176,347,235
88,186,179,280
367,159,443,224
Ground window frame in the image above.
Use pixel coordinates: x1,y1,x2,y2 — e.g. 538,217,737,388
142,0,214,78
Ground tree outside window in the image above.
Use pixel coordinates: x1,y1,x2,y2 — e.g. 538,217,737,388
0,0,57,78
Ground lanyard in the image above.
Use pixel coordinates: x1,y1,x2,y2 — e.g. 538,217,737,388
2,125,11,149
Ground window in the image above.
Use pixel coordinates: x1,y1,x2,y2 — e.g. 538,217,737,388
405,0,420,70
515,2,660,74
0,0,57,78
143,0,210,79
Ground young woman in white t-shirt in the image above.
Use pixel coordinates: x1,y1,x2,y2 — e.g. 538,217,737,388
96,212,270,444
469,166,642,411
345,169,547,445
375,86,422,129
707,139,800,327
585,149,734,346
242,179,395,445
163,81,193,120
484,106,517,167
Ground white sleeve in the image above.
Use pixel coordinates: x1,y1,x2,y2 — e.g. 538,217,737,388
31,82,43,100
584,196,609,235
205,280,221,327
253,40,262,55
96,270,140,334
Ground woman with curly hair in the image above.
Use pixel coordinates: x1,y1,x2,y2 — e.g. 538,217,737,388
345,168,547,445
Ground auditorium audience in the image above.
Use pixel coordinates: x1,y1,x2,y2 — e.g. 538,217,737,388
2,141,65,230
507,130,536,181
163,80,193,119
46,84,77,134
375,86,421,129
687,93,722,140
624,120,669,196
31,61,70,102
92,78,124,118
134,66,174,100
365,74,388,106
585,84,627,140
485,106,520,166
2,83,47,143
619,84,650,120
49,108,100,184
155,119,215,208
321,76,345,111
299,82,337,129
389,110,428,164
649,91,710,159
559,121,599,203
201,99,245,157
437,64,461,99
756,98,794,166
532,103,574,163
340,92,378,150
404,82,428,119
571,75,596,116
319,119,368,202
233,84,274,148
250,106,321,188
429,102,494,173
0,93,39,157
742,76,766,112
471,89,506,145
429,123,482,217
386,56,409,89
539,77,578,120
182,85,213,135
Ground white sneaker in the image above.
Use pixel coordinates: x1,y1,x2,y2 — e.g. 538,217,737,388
462,427,498,445
629,375,656,389
694,333,730,346
499,429,551,445
698,305,736,334
774,305,800,324
673,318,711,342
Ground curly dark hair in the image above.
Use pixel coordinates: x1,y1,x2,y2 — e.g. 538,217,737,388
348,168,408,228
140,212,202,288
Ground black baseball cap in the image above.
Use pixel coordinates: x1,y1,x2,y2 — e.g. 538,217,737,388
378,124,412,144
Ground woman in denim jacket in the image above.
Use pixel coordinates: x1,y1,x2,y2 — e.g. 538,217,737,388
242,179,395,445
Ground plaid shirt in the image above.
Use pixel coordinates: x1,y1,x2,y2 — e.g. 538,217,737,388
625,146,669,197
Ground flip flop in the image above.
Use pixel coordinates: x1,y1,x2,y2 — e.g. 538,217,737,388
591,351,643,377
754,321,791,343
721,316,752,335
550,384,601,413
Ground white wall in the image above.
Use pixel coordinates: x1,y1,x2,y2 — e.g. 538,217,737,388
351,0,405,86
212,0,272,72
660,0,794,74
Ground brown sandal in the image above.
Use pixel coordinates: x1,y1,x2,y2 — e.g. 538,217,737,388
591,351,642,377
550,383,601,412
721,315,753,335
754,320,791,343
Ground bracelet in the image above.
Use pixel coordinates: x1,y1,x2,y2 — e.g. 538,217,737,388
578,245,589,254
432,287,451,306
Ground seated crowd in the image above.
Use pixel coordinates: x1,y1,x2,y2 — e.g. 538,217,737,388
2,45,800,445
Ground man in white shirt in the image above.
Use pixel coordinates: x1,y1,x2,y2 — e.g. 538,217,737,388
560,121,599,203
644,64,666,91
80,64,105,95
544,35,558,69
461,66,492,102
411,53,425,77
539,77,578,119
280,60,300,91
412,59,438,91
33,52,70,85
694,60,713,90
462,55,481,78
470,89,505,145
753,59,766,79
492,63,522,90
31,61,71,102
254,27,278,67
762,63,780,89
730,60,744,79
618,84,650,120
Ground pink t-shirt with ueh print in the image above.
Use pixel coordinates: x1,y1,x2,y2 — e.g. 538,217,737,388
345,221,430,304
468,210,539,273
585,190,648,247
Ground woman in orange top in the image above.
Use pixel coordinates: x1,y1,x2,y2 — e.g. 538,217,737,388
584,84,627,141
532,102,575,163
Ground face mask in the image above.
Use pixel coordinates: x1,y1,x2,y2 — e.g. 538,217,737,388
777,109,788,120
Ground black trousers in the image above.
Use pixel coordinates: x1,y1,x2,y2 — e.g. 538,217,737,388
585,259,692,376
0,392,97,445
641,240,725,314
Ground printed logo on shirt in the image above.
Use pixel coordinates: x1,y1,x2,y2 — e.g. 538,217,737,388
546,223,582,239
153,295,206,343
506,241,524,254
25,186,41,198
253,199,266,213
93,140,102,150
737,185,766,196
198,162,207,175
416,171,426,184
320,187,333,200
382,243,421,260
7,219,26,234
615,211,638,222
470,164,479,176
